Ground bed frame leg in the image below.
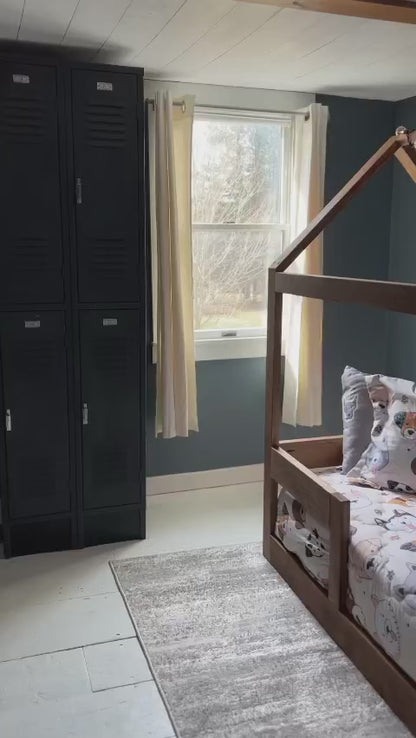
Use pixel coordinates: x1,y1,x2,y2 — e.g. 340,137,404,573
264,271,282,560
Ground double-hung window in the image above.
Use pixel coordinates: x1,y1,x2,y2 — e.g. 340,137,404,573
192,107,293,360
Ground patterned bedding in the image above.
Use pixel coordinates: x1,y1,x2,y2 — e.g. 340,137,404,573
276,468,416,682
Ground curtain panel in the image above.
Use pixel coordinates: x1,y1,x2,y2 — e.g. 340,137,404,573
282,102,329,427
153,91,199,438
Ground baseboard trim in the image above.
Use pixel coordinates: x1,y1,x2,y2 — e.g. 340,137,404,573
146,463,264,496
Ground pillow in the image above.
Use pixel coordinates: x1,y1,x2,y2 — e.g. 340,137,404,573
348,373,416,493
341,366,373,473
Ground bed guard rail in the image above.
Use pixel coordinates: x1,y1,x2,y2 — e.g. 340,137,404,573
270,437,350,611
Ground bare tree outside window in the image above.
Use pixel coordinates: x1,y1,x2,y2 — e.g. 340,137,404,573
192,112,291,336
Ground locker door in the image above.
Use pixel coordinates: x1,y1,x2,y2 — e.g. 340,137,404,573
72,71,140,302
0,312,71,519
80,310,140,509
0,63,64,303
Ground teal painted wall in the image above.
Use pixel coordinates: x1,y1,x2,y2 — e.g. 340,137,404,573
387,96,416,379
147,94,395,477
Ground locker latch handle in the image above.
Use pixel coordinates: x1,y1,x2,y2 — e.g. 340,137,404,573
82,403,88,426
75,177,82,205
5,409,11,432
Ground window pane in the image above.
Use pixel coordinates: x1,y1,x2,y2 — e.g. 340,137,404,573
192,117,286,225
193,229,283,332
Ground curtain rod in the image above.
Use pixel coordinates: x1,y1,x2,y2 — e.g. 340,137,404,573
145,98,309,120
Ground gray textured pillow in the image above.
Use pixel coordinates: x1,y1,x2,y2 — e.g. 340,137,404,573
341,366,373,474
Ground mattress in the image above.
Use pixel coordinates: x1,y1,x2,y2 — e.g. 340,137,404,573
276,468,416,682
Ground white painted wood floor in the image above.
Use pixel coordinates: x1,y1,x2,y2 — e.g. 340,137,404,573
0,482,262,738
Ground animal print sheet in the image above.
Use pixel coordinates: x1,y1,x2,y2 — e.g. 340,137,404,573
276,468,416,681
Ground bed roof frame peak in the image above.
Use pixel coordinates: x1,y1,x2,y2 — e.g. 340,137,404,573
273,126,416,275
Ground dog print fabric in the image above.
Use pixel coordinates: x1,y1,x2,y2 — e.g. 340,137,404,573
348,373,416,493
276,469,416,682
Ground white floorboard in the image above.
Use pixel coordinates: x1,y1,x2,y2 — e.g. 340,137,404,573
84,638,152,691
0,482,263,737
1,682,175,738
0,545,118,606
111,481,263,560
0,649,90,708
0,591,135,662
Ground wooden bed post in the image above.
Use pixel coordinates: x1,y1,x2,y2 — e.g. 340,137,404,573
263,268,282,560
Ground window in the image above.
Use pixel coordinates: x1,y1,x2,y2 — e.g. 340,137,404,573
192,108,292,360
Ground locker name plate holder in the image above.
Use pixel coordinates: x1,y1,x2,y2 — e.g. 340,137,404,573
25,320,40,328
97,82,113,91
103,318,118,326
13,74,30,84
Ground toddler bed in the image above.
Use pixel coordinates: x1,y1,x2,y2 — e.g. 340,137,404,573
264,127,416,735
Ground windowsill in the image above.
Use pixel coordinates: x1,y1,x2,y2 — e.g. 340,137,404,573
152,336,267,363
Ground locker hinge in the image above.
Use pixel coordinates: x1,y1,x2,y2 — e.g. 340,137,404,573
5,409,11,432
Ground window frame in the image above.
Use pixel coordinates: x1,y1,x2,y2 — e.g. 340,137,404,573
192,106,293,361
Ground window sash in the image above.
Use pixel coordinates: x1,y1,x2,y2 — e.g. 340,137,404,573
193,225,288,341
191,107,293,351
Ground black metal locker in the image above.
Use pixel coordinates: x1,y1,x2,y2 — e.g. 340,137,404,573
79,310,141,510
0,57,145,557
71,70,141,303
0,63,64,304
0,312,71,519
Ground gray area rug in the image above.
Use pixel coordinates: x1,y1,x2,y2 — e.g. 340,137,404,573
111,543,410,738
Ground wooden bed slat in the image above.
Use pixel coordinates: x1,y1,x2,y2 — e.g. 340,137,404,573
270,446,335,524
268,534,416,734
280,435,343,468
328,493,350,610
275,272,416,315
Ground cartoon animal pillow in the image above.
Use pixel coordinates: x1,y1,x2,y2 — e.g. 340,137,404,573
348,373,416,493
341,366,374,473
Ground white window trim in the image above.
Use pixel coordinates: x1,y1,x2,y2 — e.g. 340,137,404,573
152,335,266,364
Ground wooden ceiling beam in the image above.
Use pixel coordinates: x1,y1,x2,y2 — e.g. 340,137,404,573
236,0,416,25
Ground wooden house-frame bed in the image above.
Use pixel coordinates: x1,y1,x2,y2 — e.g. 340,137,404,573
264,126,416,735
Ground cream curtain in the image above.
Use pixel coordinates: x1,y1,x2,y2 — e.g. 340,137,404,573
282,102,329,427
154,91,198,438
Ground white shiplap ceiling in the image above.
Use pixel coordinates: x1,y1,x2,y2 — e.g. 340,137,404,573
2,0,416,100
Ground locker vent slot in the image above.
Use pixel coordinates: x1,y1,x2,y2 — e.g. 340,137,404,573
11,340,60,376
88,238,129,275
85,103,127,148
0,97,47,142
93,337,132,379
93,445,127,485
10,237,49,271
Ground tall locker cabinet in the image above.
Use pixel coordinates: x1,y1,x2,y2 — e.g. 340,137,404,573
0,57,145,556
68,65,145,548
